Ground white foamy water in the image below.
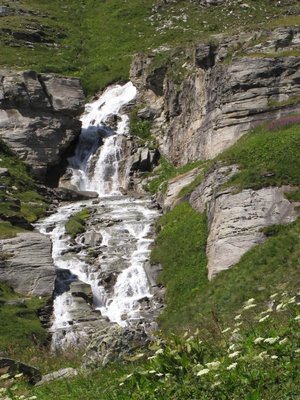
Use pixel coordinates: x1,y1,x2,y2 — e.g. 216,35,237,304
36,82,159,348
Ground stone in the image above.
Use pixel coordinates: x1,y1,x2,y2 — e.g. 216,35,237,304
35,368,78,386
0,167,9,176
0,358,41,384
189,165,298,279
130,27,300,167
157,166,202,211
0,232,55,296
0,69,85,181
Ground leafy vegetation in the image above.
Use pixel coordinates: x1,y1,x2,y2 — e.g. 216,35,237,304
129,109,153,140
65,208,90,238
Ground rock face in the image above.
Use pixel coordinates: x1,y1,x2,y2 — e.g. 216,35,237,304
130,27,300,166
0,358,41,384
0,232,55,296
0,69,85,181
189,166,298,279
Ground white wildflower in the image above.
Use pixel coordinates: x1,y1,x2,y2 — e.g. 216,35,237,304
271,355,278,359
279,338,288,345
234,314,242,321
256,351,268,360
264,337,279,344
276,302,286,311
119,382,124,386
228,343,236,351
197,368,210,376
235,321,243,327
228,351,240,358
28,397,38,400
294,315,300,321
212,381,221,388
232,328,240,334
243,303,256,310
254,337,264,344
288,296,296,304
295,349,300,353
260,309,272,316
156,373,164,377
149,370,156,374
259,315,270,323
226,363,237,370
205,361,221,369
14,373,23,378
221,327,231,333
155,348,164,355
270,293,278,299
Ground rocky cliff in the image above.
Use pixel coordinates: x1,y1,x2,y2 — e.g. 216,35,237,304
131,27,300,166
133,26,300,279
0,70,85,182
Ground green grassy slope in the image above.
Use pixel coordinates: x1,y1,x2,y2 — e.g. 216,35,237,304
1,0,299,95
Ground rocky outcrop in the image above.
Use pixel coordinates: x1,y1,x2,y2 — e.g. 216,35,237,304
0,69,85,181
35,368,78,386
130,27,300,166
0,358,41,384
83,324,150,367
0,232,55,296
189,166,299,279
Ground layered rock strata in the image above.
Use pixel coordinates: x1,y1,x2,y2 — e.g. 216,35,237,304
0,70,85,181
130,27,300,166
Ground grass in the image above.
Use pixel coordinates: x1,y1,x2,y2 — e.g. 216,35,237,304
216,121,300,191
65,208,90,238
0,282,48,355
0,141,48,238
0,1,299,96
151,202,208,332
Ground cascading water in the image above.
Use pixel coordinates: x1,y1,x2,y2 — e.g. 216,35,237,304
35,82,159,349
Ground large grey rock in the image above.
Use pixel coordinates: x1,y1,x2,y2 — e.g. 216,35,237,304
0,232,55,296
130,27,300,166
205,187,298,279
0,69,85,181
189,166,298,279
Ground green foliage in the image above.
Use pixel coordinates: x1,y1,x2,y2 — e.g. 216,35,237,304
147,158,204,194
0,142,48,238
0,282,48,355
1,1,299,95
65,208,90,238
129,110,153,140
218,122,300,191
151,202,208,332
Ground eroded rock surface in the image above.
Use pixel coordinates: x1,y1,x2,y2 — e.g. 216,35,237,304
0,69,85,181
0,232,55,296
130,27,300,166
189,166,298,279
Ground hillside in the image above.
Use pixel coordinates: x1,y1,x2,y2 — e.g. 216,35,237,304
0,0,300,399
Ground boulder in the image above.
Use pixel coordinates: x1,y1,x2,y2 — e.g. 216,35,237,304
190,166,299,279
0,232,55,296
0,358,41,384
0,69,85,181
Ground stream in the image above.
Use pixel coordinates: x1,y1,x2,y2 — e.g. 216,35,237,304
35,82,159,349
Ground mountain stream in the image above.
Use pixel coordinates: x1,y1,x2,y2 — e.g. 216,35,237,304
35,83,159,349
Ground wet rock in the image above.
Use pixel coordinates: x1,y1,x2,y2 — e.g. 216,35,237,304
56,188,98,201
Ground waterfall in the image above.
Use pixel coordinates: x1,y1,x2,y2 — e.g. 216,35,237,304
35,82,159,349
